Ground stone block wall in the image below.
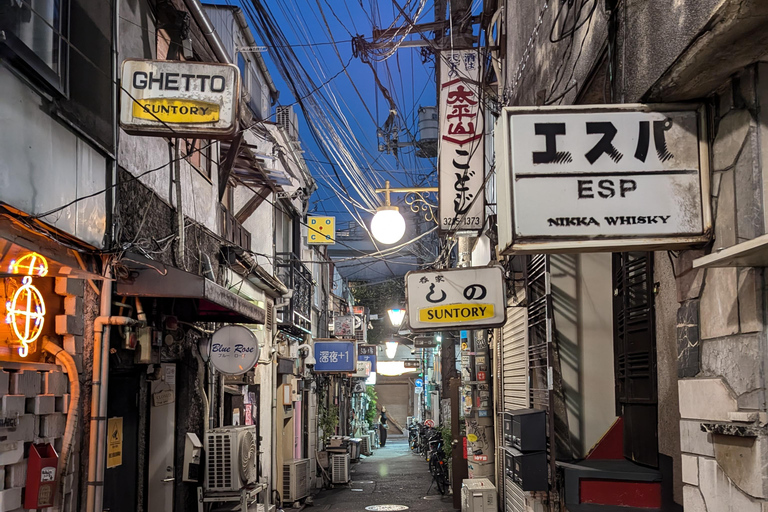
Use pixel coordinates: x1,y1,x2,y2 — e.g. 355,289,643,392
0,368,74,512
673,64,768,511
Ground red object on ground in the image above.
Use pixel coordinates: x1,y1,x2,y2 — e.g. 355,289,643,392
586,417,624,460
580,480,662,508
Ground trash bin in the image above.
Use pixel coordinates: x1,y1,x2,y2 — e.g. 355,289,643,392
25,443,58,509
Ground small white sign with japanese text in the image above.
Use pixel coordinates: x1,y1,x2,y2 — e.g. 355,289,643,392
405,267,506,332
497,104,711,253
438,50,485,234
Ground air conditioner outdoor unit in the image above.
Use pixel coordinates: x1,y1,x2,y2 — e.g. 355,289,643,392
282,458,310,503
360,436,371,456
204,425,258,492
331,453,350,484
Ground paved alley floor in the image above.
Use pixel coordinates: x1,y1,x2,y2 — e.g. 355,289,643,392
309,437,456,511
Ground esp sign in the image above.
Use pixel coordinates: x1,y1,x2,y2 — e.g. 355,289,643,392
120,59,240,138
405,266,506,332
497,104,711,254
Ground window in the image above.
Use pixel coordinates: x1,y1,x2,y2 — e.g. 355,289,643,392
184,139,213,180
0,0,69,93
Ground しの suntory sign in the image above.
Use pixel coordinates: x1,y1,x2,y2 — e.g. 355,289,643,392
496,104,712,254
120,59,240,138
405,266,506,332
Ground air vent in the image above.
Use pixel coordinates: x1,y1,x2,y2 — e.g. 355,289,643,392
265,297,274,331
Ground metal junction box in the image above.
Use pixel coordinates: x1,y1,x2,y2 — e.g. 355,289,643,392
504,408,546,452
461,478,497,512
504,447,547,492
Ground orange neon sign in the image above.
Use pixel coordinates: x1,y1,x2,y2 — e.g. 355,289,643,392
4,253,48,357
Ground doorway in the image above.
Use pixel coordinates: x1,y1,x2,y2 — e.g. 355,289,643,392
612,252,658,467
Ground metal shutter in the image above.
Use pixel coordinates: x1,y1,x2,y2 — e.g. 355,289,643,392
501,294,528,512
502,300,528,411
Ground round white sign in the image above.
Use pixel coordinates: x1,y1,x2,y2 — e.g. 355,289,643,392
209,325,260,375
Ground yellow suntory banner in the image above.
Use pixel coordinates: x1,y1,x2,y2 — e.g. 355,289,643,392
419,303,495,323
133,98,220,124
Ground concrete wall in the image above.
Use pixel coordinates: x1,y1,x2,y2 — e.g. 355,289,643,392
502,0,740,107
118,0,223,237
671,65,768,512
551,254,616,458
0,67,107,248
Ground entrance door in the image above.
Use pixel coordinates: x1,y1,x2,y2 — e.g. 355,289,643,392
104,371,141,512
612,253,658,467
148,363,176,512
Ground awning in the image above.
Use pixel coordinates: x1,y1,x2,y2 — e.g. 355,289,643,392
115,253,265,324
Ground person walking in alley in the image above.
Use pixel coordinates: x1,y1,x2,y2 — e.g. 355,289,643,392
379,407,389,447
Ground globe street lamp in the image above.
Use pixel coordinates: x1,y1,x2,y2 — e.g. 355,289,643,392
372,180,438,245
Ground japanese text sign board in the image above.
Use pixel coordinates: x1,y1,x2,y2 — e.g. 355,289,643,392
404,360,420,369
308,216,335,245
350,360,371,378
438,50,485,235
358,344,377,372
120,59,240,138
497,104,712,254
314,341,357,372
405,266,506,332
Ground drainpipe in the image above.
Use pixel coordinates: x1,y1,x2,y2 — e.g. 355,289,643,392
86,268,142,512
232,8,279,104
182,0,231,64
41,337,80,512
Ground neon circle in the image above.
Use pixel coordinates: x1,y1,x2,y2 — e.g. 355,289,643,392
5,276,46,357
9,252,48,277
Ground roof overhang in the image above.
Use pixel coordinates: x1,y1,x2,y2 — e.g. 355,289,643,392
115,253,265,324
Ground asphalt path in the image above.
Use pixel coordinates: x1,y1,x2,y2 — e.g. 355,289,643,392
309,436,456,511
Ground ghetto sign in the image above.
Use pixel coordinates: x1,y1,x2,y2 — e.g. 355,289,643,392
405,266,506,332
120,59,240,138
496,104,711,254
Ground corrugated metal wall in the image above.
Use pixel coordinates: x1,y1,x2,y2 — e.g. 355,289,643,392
500,296,529,512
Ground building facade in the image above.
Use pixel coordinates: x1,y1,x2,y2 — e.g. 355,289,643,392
488,1,768,511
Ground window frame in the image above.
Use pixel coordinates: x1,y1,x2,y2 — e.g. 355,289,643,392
0,0,70,96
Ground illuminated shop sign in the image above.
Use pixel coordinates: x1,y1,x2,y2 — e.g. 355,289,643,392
5,253,48,357
120,59,240,138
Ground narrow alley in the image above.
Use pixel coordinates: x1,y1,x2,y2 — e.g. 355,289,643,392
312,437,455,512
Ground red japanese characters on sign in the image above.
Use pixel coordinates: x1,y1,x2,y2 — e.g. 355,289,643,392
477,371,487,381
438,50,485,235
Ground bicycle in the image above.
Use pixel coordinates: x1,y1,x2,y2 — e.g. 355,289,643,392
425,428,450,495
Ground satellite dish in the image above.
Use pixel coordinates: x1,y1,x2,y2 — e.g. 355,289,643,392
209,325,260,375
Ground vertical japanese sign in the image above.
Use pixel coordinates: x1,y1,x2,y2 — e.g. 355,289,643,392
358,344,377,372
405,266,506,332
497,104,711,254
438,50,485,234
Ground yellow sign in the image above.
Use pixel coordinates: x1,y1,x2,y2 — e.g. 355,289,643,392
133,98,220,124
107,417,123,468
308,216,335,245
418,304,495,323
467,434,478,443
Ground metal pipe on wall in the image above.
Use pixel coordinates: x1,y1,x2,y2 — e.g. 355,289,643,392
86,265,141,512
182,0,231,64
